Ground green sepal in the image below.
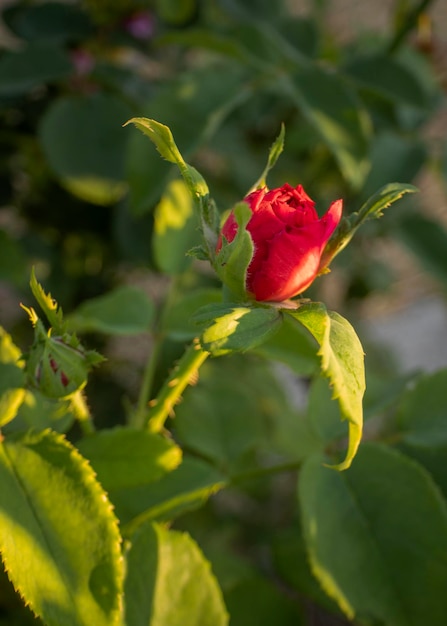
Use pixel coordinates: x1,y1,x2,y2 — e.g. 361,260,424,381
187,244,211,261
24,319,104,399
124,117,220,260
21,272,105,399
248,123,285,191
214,202,254,301
68,285,155,335
29,267,66,334
321,182,418,269
193,302,283,356
288,302,365,470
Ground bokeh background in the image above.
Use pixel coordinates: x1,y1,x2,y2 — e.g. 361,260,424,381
1,1,447,624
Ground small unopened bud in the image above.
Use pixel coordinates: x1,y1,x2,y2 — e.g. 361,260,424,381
25,322,103,399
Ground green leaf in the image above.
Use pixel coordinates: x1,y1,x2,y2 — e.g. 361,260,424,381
279,65,371,189
360,133,426,202
124,64,248,219
0,327,22,364
254,314,319,376
68,286,155,335
394,369,447,497
61,178,127,206
163,288,222,341
298,444,447,625
0,229,27,287
355,182,419,223
155,0,197,25
307,375,346,442
125,116,219,256
120,456,226,532
195,303,282,356
272,528,341,616
322,182,418,268
249,123,285,191
0,364,26,428
397,213,447,289
269,405,325,463
28,267,65,332
290,303,365,470
124,117,209,200
156,28,254,64
77,427,182,492
210,544,305,626
442,140,447,184
276,16,318,57
10,390,75,434
0,430,123,626
0,43,71,96
223,574,304,626
222,19,306,67
124,522,228,626
153,178,199,274
0,328,26,428
397,369,447,448
3,2,92,44
214,202,254,300
39,94,132,205
344,54,429,108
174,354,290,470
2,2,90,44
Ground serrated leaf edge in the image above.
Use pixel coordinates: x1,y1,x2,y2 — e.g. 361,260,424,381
0,429,124,626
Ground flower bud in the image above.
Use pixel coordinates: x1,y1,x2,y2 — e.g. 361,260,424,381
25,322,103,399
217,183,342,302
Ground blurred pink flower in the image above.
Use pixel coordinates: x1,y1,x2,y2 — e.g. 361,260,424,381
70,48,95,76
124,10,155,40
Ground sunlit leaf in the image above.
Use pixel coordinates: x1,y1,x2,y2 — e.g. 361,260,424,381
68,286,155,335
0,328,26,428
0,430,123,626
39,93,132,205
289,303,365,469
77,427,182,492
124,522,228,626
195,303,282,356
153,179,199,274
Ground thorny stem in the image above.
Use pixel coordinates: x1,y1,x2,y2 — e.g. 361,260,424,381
133,336,163,428
145,339,209,433
70,390,95,435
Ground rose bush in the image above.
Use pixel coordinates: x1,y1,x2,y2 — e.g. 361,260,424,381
219,183,342,302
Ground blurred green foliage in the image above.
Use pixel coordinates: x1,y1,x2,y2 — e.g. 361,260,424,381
1,0,447,625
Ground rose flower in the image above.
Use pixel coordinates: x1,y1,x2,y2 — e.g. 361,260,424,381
218,183,342,302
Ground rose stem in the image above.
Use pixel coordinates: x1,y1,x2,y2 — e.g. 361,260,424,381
132,275,180,429
145,339,209,433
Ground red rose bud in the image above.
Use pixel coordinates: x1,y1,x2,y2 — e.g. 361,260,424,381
219,183,342,302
